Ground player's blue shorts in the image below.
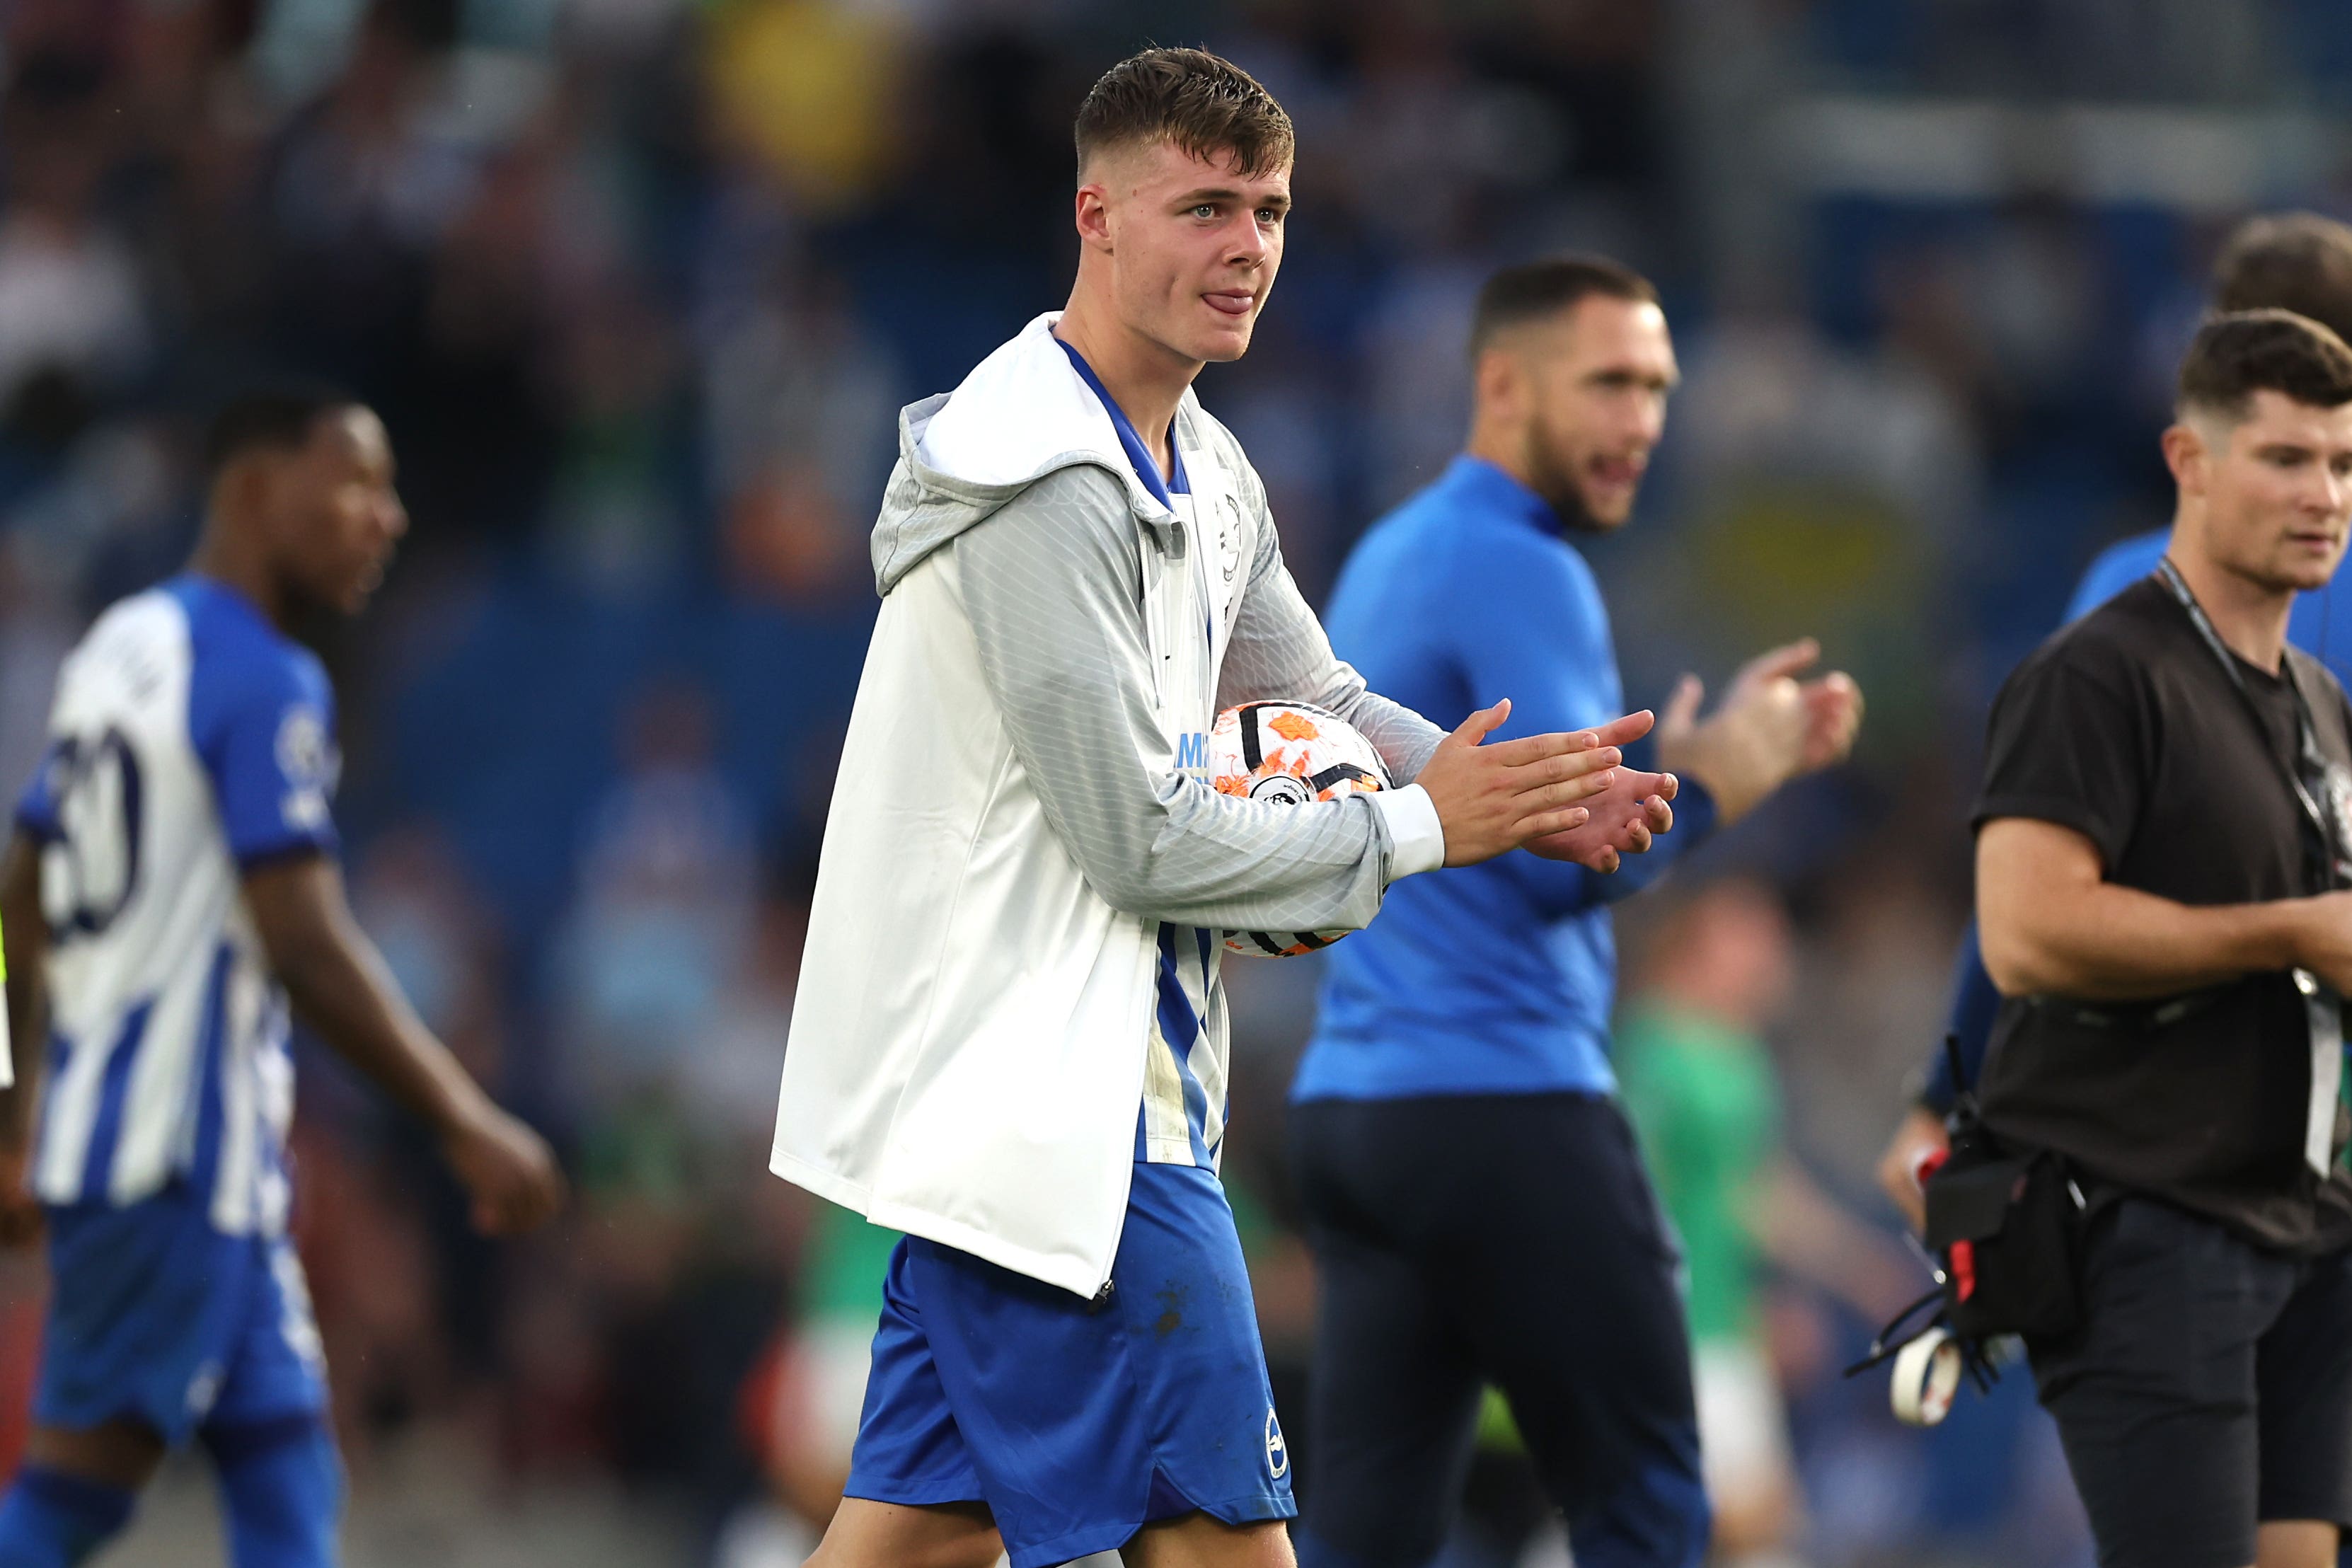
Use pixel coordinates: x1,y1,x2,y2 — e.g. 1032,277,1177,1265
845,1159,1295,1568
35,1182,328,1446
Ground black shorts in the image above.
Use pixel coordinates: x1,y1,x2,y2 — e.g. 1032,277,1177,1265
1286,1092,1706,1568
2026,1197,2352,1568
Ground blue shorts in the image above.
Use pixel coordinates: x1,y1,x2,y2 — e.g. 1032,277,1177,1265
846,1160,1295,1568
36,1184,328,1446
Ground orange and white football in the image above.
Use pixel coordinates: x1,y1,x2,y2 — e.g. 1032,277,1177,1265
1209,701,1390,957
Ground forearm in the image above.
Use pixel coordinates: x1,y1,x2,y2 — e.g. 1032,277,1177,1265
1126,779,1403,930
1980,877,2302,1001
1657,725,1782,826
1032,732,1401,935
956,469,1412,931
274,909,488,1136
0,968,37,1145
1754,1158,1920,1321
1918,923,2000,1112
0,838,46,1144
1321,684,1443,787
1656,736,1740,824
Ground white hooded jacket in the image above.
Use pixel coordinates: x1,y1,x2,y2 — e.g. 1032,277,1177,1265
770,314,1445,1297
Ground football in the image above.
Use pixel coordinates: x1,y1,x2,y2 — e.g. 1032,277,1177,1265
1209,701,1391,957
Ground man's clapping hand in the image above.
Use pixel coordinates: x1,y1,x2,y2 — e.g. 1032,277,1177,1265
1416,704,1663,867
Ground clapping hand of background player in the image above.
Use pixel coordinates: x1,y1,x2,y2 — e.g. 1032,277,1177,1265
1656,637,1864,824
1419,702,1657,867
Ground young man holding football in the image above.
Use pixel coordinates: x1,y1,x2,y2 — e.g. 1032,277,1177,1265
769,47,1675,1568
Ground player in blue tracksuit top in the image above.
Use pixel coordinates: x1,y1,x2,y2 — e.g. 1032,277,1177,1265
1296,456,1702,1104
1877,212,2352,1251
1288,257,1864,1568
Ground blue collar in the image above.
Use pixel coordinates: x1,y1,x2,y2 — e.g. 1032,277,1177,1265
1056,337,1189,506
1436,454,1562,535
174,570,282,639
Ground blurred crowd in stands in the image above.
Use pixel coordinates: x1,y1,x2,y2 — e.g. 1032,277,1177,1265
3,1,2352,1563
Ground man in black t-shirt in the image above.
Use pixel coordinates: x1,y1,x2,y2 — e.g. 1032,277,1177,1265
1976,309,2352,1568
1879,211,2352,1238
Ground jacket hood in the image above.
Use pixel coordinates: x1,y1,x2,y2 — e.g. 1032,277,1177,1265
870,312,1202,594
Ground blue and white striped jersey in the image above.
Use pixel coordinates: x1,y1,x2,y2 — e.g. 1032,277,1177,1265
1055,344,1232,1171
1139,918,1229,1167
14,575,340,1235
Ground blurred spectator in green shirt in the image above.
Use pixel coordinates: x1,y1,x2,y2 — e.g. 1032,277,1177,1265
1618,879,1918,1568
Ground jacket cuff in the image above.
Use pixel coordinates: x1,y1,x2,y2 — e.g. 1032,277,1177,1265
1373,785,1446,882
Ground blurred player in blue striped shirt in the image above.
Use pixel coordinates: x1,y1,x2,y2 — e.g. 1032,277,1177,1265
0,390,564,1568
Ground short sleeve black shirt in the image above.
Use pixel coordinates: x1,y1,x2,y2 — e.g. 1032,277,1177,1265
1972,575,2352,1254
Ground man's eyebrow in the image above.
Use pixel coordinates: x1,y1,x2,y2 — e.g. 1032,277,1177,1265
1175,185,1291,210
1584,363,1681,388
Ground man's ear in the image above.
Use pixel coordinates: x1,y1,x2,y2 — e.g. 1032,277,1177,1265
1474,345,1525,421
1073,183,1113,253
2161,418,2210,497
210,454,266,531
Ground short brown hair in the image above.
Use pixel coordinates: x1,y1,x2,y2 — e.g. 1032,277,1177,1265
1073,47,1294,181
1468,255,1659,360
2177,308,2352,423
2213,212,2352,343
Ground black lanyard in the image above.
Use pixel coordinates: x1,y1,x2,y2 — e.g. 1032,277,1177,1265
2153,558,2347,892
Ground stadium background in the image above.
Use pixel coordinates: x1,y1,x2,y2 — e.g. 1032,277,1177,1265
2,0,2349,1562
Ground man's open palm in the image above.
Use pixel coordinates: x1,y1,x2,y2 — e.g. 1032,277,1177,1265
1418,703,1659,867
1526,767,1677,872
